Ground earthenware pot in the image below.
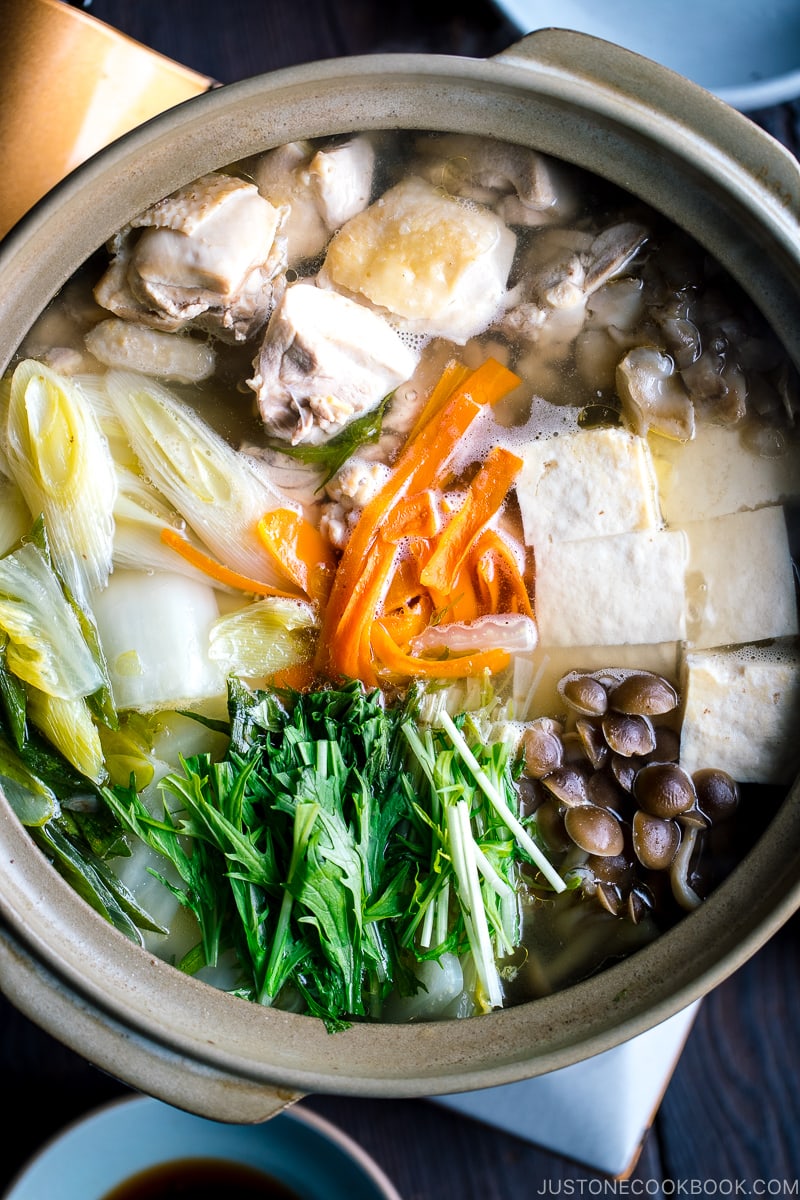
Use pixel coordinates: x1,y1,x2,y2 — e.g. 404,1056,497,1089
0,15,799,1123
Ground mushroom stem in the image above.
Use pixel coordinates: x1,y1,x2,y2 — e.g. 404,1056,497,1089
670,824,703,910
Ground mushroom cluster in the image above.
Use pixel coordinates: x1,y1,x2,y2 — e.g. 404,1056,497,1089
520,669,740,924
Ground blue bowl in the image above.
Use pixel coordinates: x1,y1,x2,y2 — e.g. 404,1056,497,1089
1,1096,402,1200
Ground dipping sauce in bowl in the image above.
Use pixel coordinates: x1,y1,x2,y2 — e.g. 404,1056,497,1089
1,1098,402,1200
101,1157,301,1200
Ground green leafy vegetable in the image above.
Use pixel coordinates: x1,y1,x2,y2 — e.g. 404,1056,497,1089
0,634,27,750
0,704,163,940
95,680,563,1028
0,540,104,700
30,819,165,944
23,517,117,729
263,394,390,487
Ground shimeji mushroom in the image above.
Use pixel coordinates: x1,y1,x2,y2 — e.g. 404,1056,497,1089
616,345,696,440
564,804,625,858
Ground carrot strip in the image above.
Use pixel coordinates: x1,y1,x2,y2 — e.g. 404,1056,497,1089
318,358,521,675
257,508,336,606
330,534,400,684
381,548,426,615
402,359,471,448
160,527,298,598
471,528,534,618
377,601,433,649
420,446,523,594
382,490,440,544
371,622,511,680
426,561,483,626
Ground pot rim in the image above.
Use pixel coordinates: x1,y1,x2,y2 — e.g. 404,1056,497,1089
0,31,799,1104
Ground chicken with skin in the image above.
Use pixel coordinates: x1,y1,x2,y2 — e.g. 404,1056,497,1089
253,135,376,265
94,172,287,343
248,282,418,445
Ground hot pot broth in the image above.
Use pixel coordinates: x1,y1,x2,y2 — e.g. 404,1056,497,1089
2,129,798,1025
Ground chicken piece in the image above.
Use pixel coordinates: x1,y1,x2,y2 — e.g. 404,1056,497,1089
94,173,287,343
413,133,579,227
320,176,517,344
320,501,355,551
252,142,328,263
310,137,376,236
253,136,376,265
85,318,215,383
500,222,649,363
326,457,390,509
248,282,418,445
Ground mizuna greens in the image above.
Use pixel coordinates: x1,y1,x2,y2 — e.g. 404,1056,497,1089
99,679,559,1027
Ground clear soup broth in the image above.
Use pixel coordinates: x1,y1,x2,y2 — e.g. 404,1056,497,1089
2,129,798,1027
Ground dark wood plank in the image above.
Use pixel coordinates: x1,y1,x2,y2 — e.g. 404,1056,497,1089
85,0,518,81
658,914,800,1182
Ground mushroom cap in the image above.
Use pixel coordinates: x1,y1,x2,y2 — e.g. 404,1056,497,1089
634,762,697,819
576,716,609,770
693,767,741,824
610,752,644,793
632,809,681,871
565,804,625,857
534,796,572,854
559,672,609,716
542,764,590,807
523,721,564,778
608,672,679,717
602,712,656,757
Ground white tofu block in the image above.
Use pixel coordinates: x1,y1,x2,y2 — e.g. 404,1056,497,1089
514,642,679,720
680,640,800,783
684,507,798,650
535,529,687,647
651,423,800,526
518,427,661,549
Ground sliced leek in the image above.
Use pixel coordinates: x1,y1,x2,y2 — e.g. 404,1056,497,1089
112,465,211,585
208,597,317,678
0,478,31,559
104,371,297,589
26,688,106,784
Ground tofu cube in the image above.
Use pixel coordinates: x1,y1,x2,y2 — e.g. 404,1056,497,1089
683,506,798,650
680,640,800,783
535,529,687,647
650,423,800,526
517,427,661,549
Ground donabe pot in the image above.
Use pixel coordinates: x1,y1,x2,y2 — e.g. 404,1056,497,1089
0,31,799,1124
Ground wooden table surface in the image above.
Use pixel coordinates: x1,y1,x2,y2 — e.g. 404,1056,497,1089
1,1,799,1195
